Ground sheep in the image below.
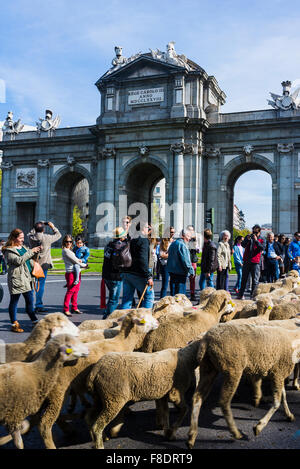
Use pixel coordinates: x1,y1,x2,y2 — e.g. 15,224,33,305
287,270,300,278
78,308,151,331
140,290,234,353
220,299,254,322
187,322,300,449
85,340,201,449
0,334,89,449
2,313,80,364
269,303,299,320
79,327,120,343
28,310,159,449
252,281,283,298
232,296,273,320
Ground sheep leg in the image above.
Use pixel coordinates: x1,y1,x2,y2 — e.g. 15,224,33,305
251,376,263,407
155,396,170,434
292,364,300,390
281,386,295,422
187,366,218,449
219,371,244,440
0,419,30,447
253,378,284,436
155,398,168,429
109,406,128,438
12,429,23,449
91,401,127,449
165,392,188,441
38,392,66,449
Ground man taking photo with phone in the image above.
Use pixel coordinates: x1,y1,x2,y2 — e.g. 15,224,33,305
28,221,61,313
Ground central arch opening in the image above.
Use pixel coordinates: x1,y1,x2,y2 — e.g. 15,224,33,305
54,171,89,239
125,162,166,232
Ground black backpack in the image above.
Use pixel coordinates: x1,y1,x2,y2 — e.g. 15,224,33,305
109,240,132,270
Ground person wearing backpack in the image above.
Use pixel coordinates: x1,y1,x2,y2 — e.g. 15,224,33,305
102,227,129,319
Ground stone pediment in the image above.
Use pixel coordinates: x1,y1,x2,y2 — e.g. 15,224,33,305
96,54,204,86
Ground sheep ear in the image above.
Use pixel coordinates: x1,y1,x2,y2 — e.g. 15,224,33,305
132,317,145,325
59,345,73,355
117,315,127,322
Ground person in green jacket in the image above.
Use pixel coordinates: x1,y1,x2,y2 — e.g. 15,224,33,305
3,228,42,332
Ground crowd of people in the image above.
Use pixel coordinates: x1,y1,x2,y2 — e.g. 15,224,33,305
0,216,299,332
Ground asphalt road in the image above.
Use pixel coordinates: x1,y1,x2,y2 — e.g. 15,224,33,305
1,274,300,451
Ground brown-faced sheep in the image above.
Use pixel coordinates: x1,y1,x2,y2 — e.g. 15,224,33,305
187,322,300,448
0,334,89,449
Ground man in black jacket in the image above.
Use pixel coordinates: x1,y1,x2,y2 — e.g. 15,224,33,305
102,227,128,318
120,221,154,309
199,228,218,290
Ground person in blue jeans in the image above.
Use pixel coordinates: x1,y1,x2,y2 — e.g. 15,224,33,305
158,237,171,298
102,227,128,318
233,235,244,294
167,228,195,296
199,228,218,290
120,221,154,309
28,221,61,313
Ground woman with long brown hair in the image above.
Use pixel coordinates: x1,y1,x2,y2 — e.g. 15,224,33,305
3,228,42,332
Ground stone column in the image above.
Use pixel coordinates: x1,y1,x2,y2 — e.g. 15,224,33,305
170,143,185,232
277,143,294,233
37,159,50,222
0,161,13,234
102,148,116,239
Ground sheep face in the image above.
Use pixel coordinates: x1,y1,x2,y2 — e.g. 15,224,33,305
131,313,159,334
256,297,273,316
58,336,89,361
50,319,79,338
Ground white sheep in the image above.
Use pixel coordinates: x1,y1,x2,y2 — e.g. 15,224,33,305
29,310,159,449
140,290,235,353
0,334,89,449
85,340,201,449
187,322,300,448
2,313,79,364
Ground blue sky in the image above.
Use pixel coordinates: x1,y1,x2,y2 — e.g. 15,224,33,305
1,0,299,227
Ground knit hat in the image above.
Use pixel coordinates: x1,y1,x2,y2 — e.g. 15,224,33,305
113,227,127,239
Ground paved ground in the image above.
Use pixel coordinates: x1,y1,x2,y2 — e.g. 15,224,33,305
1,274,300,451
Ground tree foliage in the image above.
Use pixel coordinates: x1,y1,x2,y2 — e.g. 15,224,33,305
72,205,84,238
233,227,251,241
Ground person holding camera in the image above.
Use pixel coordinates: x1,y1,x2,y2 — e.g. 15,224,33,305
237,224,265,299
3,228,42,332
28,221,61,313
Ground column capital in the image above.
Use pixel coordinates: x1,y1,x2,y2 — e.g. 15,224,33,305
0,161,13,170
204,145,221,157
37,159,50,168
170,143,194,155
277,143,294,153
99,147,116,159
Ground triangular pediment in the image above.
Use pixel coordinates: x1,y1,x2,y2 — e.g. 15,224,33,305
96,54,201,86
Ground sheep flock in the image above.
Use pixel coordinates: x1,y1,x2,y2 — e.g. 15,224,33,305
2,274,300,449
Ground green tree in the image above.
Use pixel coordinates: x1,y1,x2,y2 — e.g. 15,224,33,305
233,227,251,241
72,205,84,238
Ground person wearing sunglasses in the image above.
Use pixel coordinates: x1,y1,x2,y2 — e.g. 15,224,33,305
287,232,300,270
61,235,87,316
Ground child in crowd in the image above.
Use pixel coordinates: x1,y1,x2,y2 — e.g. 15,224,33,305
292,256,300,273
64,236,90,287
72,236,90,285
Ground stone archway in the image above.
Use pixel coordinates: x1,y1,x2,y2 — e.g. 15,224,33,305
52,168,91,238
120,158,168,227
221,156,276,234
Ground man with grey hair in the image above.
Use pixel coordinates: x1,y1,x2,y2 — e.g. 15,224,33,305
265,231,282,282
167,228,195,296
